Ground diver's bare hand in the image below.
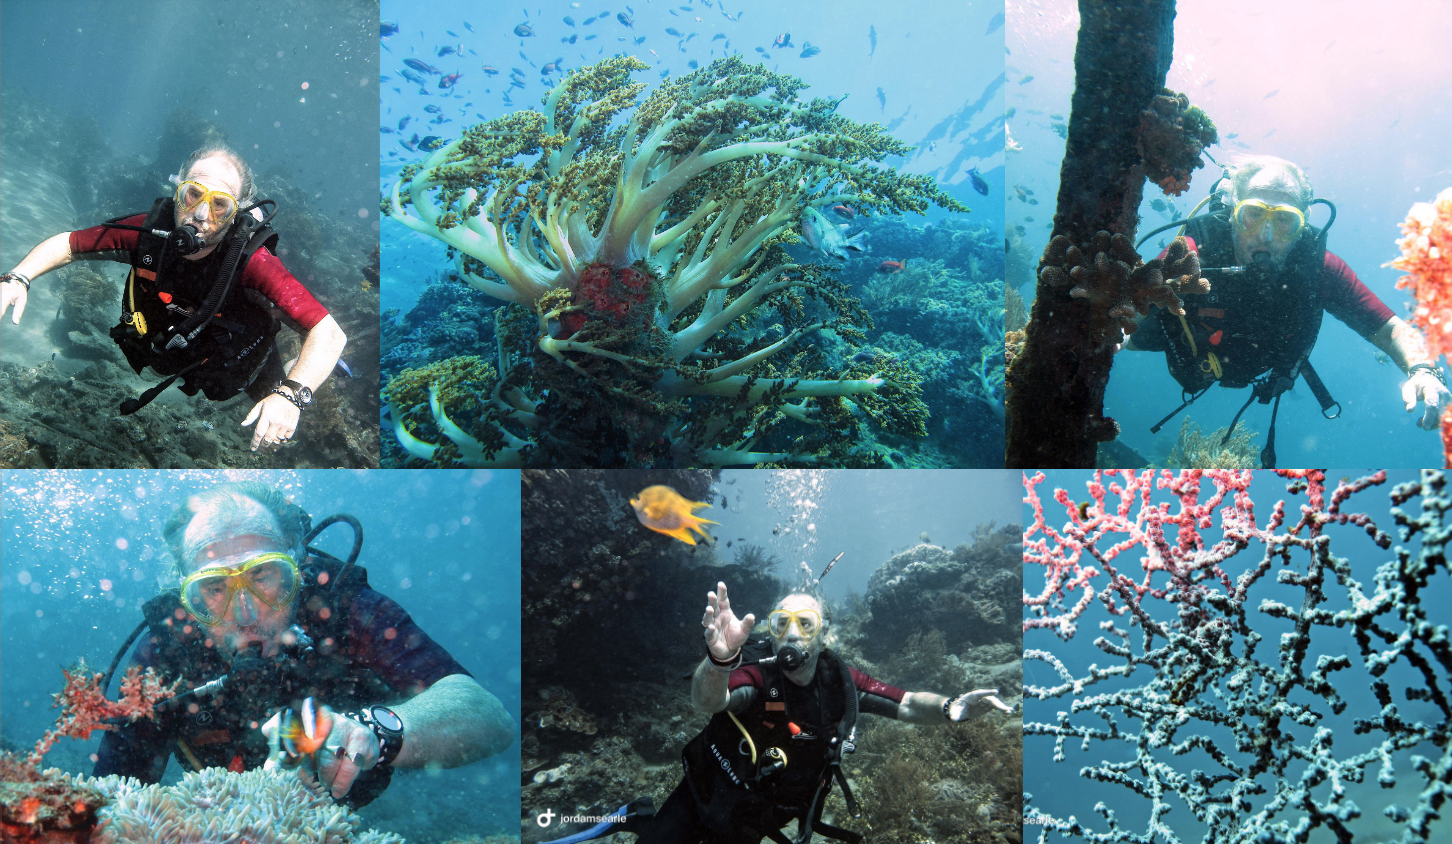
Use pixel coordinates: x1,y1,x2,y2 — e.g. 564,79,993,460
948,689,1014,721
702,581,754,660
242,393,301,451
0,276,28,325
297,707,379,801
1402,368,1450,431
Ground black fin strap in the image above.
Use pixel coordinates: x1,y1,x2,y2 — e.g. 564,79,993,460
1151,388,1209,434
1260,392,1282,469
119,357,207,415
1300,360,1340,418
1221,386,1261,446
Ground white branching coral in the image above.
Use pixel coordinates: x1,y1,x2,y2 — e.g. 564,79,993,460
384,55,966,467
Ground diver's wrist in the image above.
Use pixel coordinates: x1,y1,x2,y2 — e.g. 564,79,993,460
1,271,31,291
707,647,742,672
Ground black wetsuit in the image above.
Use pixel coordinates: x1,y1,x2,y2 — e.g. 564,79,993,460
93,557,469,807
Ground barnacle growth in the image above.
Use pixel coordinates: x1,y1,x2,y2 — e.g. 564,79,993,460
384,55,964,466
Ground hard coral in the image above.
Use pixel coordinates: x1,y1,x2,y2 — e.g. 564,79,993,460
1137,88,1218,197
0,752,106,844
1038,232,1208,348
385,55,962,467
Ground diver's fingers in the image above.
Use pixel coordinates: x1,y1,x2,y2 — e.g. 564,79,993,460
735,612,755,646
716,581,731,618
8,291,25,324
242,401,263,428
260,710,282,739
1403,376,1419,412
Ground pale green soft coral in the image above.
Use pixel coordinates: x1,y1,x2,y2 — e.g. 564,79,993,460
384,55,965,467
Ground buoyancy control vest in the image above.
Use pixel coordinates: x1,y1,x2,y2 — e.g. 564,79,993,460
136,554,397,801
108,197,281,403
1141,201,1342,467
1153,209,1326,392
681,639,862,844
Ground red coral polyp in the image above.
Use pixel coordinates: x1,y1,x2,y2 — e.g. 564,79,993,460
558,263,660,337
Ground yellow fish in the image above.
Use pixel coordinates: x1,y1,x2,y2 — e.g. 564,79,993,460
631,485,718,545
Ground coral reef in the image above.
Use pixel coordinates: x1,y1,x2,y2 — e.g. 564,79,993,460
87,767,403,844
731,542,781,573
0,752,106,844
384,55,966,467
32,663,180,765
1037,233,1209,349
1023,469,1452,843
1162,417,1259,469
1136,89,1218,196
1391,186,1452,464
861,524,1022,660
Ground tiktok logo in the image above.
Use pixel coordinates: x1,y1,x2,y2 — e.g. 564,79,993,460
537,808,557,828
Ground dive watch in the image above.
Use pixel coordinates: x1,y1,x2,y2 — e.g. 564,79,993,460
346,704,404,768
273,379,313,410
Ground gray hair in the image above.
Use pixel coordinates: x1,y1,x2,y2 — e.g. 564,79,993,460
1216,154,1313,212
180,143,256,205
163,482,311,580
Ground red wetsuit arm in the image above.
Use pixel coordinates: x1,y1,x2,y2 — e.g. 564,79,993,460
70,215,144,254
240,248,329,330
1321,250,1394,338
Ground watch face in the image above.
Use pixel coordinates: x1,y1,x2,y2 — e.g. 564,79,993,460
298,386,313,404
370,705,403,733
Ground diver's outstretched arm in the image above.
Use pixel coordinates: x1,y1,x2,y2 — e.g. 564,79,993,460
1370,316,1451,430
1,231,75,324
692,581,755,713
895,689,1014,725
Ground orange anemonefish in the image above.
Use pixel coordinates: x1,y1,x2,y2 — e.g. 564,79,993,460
630,485,718,545
281,697,334,759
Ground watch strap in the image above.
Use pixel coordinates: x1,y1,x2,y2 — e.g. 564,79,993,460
345,706,403,768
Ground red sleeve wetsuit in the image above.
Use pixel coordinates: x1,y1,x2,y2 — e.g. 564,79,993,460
70,215,330,330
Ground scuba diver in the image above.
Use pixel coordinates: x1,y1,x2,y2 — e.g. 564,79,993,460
92,481,517,806
0,144,347,452
1124,154,1452,467
550,581,1012,844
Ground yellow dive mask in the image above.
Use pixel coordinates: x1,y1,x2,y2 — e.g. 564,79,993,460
767,608,822,640
180,551,300,626
1232,199,1305,243
172,175,240,225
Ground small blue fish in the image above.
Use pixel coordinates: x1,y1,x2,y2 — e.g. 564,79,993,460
1264,89,1280,99
617,12,633,27
800,43,820,58
869,25,877,56
404,58,440,75
419,135,448,151
381,21,399,38
334,360,354,379
446,30,458,37
876,87,886,112
424,104,442,113
564,15,575,26
712,33,725,41
633,36,646,45
567,33,578,43
666,27,683,37
688,59,698,68
584,15,597,24
464,21,473,32
514,23,535,37
985,11,1005,36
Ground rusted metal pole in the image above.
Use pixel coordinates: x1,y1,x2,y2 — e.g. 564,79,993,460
1006,0,1176,468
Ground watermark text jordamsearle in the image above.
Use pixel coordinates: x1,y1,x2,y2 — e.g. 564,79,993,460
536,809,627,828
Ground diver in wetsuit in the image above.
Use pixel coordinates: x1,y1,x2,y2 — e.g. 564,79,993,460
94,481,516,806
0,144,347,452
627,582,1011,844
1124,154,1451,465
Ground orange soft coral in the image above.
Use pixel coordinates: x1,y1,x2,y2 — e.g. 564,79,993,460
1392,187,1452,359
1391,187,1452,466
30,662,180,765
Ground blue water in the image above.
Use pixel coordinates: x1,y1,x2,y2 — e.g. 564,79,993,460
1023,469,1452,842
718,468,1021,602
1008,1,1452,467
0,469,522,841
378,0,1005,314
0,0,379,240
